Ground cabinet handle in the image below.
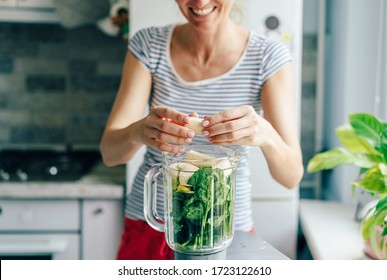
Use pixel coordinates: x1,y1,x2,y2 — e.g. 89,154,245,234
93,208,103,215
0,206,2,215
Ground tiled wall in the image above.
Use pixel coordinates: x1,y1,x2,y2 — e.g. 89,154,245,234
0,23,126,148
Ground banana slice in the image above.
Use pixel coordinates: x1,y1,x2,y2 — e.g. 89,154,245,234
213,159,232,177
168,163,181,179
185,117,204,134
177,184,192,193
186,150,216,167
168,162,199,185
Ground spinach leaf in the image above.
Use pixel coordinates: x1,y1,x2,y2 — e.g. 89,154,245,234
172,166,233,252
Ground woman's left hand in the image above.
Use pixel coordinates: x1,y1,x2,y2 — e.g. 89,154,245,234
202,105,272,147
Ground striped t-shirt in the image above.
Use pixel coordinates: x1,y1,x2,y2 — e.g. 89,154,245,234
126,24,291,231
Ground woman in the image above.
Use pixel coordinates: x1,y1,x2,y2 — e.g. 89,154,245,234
100,0,303,260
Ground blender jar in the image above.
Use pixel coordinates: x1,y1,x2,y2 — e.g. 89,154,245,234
144,145,241,256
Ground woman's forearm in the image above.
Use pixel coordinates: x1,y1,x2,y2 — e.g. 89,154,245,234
260,125,304,189
100,119,144,167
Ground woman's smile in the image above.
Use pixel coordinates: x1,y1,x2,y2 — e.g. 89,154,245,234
190,6,216,17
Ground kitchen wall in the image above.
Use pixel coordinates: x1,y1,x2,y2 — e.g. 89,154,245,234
323,0,387,204
299,0,319,199
0,23,126,149
299,33,318,198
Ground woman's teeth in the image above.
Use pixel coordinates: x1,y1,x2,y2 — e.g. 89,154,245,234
192,7,214,16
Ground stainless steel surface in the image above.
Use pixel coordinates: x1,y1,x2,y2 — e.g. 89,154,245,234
173,231,289,260
174,250,227,260
226,231,289,260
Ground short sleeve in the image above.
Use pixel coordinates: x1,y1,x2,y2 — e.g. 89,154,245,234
261,38,292,84
128,28,154,73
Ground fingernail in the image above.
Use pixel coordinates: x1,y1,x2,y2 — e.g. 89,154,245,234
187,131,195,138
202,120,209,127
202,130,209,137
178,147,185,153
183,116,190,123
185,138,192,144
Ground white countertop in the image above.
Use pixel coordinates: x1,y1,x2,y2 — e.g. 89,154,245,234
299,199,368,260
0,162,125,199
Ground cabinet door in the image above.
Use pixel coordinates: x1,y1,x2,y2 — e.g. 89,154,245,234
0,200,80,231
82,200,123,260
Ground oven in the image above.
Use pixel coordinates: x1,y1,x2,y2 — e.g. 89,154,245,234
0,149,102,260
0,199,81,260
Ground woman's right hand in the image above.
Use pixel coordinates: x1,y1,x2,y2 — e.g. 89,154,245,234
138,106,195,153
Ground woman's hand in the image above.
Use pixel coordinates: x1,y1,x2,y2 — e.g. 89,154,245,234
138,106,196,153
202,105,273,147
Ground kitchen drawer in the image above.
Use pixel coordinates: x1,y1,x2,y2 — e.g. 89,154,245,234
0,233,80,260
0,200,80,231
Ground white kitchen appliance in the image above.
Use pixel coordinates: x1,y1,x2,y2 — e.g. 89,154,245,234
127,0,303,259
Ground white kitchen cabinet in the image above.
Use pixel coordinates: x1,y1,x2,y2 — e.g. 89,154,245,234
81,199,123,260
0,198,124,260
0,199,81,259
0,200,80,231
251,200,298,259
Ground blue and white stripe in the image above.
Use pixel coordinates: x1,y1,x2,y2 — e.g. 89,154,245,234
125,24,291,231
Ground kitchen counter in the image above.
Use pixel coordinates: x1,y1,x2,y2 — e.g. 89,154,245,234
0,162,125,199
174,231,289,260
299,199,368,260
227,231,289,260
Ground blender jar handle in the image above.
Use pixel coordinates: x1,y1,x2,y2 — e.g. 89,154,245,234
144,163,164,232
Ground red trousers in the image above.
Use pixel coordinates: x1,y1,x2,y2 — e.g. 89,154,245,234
116,217,173,260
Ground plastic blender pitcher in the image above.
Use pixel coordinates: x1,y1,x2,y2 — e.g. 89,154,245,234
144,145,241,256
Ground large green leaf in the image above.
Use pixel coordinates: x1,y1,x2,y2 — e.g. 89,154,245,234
352,163,387,194
349,113,384,142
381,128,387,162
361,197,387,258
307,148,376,172
336,125,380,155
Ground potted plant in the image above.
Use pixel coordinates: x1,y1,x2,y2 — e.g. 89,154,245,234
307,113,387,259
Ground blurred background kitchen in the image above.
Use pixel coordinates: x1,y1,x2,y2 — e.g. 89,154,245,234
0,0,386,260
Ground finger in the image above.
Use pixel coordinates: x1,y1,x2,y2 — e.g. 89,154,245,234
148,138,184,153
153,129,193,144
208,127,251,143
188,112,199,118
146,114,195,138
211,137,250,146
152,106,190,125
203,118,248,137
203,107,248,127
151,117,195,138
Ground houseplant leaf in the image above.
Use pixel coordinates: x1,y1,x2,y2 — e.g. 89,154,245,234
307,148,378,173
381,128,387,162
349,113,384,142
307,148,355,172
361,197,387,258
336,125,380,155
352,163,387,194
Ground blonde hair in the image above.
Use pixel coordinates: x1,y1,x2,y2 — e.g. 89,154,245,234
230,3,244,24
